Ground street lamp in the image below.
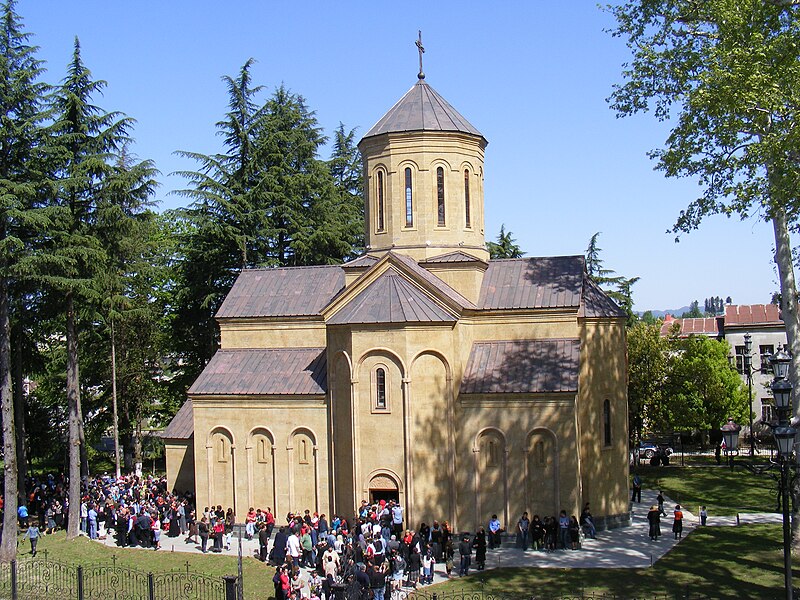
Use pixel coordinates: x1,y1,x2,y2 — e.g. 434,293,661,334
744,333,755,456
720,418,741,471
723,345,796,600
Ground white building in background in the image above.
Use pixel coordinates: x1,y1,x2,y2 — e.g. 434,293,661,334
662,304,786,425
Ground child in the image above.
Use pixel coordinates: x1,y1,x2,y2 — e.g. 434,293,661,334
421,550,434,584
700,506,708,526
24,523,40,556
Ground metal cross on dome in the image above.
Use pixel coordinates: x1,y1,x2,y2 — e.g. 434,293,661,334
416,30,425,80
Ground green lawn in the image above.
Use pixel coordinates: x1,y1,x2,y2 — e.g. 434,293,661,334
429,525,793,599
15,533,269,600
634,460,779,516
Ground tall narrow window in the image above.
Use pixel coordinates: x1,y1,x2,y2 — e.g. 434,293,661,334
377,171,385,232
404,168,413,227
603,399,612,446
376,368,387,409
436,166,445,226
464,169,471,228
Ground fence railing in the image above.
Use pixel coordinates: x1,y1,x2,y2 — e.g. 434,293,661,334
0,555,237,600
392,591,710,600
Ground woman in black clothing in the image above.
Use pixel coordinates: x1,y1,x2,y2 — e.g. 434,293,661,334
473,527,487,570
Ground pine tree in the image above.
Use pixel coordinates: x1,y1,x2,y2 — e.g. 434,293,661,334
487,224,524,258
0,0,50,562
41,39,142,539
584,232,639,325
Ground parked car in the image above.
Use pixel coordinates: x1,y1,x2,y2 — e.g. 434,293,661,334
639,441,673,460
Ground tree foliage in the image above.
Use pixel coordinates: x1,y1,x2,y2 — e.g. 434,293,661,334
584,232,639,325
487,224,524,258
607,0,800,416
170,61,364,394
0,0,50,562
627,322,748,440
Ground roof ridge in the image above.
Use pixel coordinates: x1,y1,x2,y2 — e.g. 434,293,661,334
241,264,343,273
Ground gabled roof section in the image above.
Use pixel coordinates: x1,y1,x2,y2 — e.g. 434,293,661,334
579,276,626,318
160,400,193,440
460,339,580,395
419,251,488,266
362,80,485,142
327,267,457,325
216,265,344,319
479,256,583,310
660,316,722,338
390,252,477,309
342,255,380,269
188,348,327,396
725,304,782,326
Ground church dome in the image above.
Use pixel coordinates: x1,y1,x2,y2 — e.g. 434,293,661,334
362,80,485,142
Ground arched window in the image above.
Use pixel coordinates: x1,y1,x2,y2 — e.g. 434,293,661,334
257,437,269,463
535,440,545,466
436,166,446,226
376,367,387,410
377,170,385,232
217,436,227,462
464,169,471,228
603,399,612,446
404,168,413,227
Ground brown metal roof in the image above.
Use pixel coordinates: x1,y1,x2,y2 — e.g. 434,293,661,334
188,348,327,396
342,255,380,269
160,400,193,440
390,252,477,309
216,266,344,319
361,80,485,141
460,339,580,394
579,277,626,318
725,304,782,326
479,256,583,310
660,317,722,338
419,251,488,265
328,267,457,325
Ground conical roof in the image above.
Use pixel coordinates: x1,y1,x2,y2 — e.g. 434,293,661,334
362,80,484,141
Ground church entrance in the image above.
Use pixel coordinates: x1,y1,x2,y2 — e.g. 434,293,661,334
368,473,399,505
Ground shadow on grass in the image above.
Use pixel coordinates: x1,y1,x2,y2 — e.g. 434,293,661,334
429,526,795,600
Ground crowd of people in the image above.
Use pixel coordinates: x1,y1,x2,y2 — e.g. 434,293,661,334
4,472,604,599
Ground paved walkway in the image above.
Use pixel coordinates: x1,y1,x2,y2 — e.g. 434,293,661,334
90,490,782,583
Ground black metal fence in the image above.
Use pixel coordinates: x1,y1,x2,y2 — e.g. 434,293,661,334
0,555,237,600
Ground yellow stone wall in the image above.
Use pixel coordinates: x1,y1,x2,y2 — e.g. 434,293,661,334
577,319,630,517
165,439,195,496
219,318,326,349
191,395,330,519
187,289,629,532
359,132,489,262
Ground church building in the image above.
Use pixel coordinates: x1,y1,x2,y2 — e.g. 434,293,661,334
162,68,630,532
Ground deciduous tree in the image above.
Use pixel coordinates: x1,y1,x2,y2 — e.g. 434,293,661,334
608,0,800,416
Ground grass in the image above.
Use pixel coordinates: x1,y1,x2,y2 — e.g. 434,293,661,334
634,459,779,516
14,532,270,600
429,525,794,599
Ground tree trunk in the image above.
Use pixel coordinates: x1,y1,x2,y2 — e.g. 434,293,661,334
0,278,18,562
133,420,143,477
110,320,121,479
773,208,800,409
66,292,81,540
11,323,26,502
771,208,800,553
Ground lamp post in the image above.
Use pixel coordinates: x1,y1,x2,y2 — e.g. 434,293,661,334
723,345,795,600
721,418,741,471
744,333,755,456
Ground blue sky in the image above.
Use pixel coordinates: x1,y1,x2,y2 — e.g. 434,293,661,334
20,1,782,311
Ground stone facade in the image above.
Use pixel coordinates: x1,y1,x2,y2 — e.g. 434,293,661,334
162,76,630,532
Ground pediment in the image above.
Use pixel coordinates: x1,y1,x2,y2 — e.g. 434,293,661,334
322,252,466,325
